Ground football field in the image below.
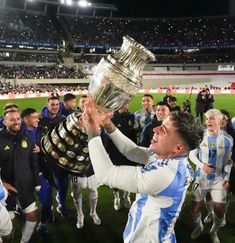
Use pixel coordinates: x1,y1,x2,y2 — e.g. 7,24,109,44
0,93,235,117
1,93,235,243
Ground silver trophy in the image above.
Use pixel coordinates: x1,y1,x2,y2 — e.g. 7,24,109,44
89,36,155,111
41,36,155,174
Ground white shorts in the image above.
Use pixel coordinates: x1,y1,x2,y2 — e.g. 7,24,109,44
22,202,37,214
71,174,99,190
8,201,37,219
192,187,227,204
0,206,13,237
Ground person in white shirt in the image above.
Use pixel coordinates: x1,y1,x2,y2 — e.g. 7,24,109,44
81,95,204,243
0,176,12,243
189,109,233,243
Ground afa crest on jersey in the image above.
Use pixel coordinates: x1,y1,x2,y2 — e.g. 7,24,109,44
209,142,215,148
21,140,28,148
4,145,10,150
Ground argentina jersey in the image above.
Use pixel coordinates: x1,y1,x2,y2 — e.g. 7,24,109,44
0,178,7,211
123,157,193,243
196,130,233,184
134,109,155,131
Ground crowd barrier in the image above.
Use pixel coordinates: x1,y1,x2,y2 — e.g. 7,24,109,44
0,88,234,100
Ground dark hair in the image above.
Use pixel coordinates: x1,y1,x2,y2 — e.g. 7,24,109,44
21,108,37,119
220,109,234,135
220,109,231,120
80,95,87,99
64,93,76,102
48,96,60,102
170,111,204,150
156,101,171,111
168,96,177,102
143,94,153,100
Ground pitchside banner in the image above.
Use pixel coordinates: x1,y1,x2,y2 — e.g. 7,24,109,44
218,65,234,71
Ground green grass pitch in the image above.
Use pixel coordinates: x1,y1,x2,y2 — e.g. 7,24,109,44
0,93,235,243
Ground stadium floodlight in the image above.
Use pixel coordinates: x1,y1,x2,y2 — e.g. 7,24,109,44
60,0,65,4
66,0,73,6
78,0,91,7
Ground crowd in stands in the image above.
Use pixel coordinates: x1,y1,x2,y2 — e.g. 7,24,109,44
0,9,61,44
0,81,231,95
0,81,88,94
0,51,61,63
62,16,235,49
154,52,235,64
0,9,234,64
0,65,86,79
74,54,106,64
74,52,235,64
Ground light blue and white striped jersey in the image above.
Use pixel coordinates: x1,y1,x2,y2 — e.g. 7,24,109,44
89,130,194,243
232,117,235,130
123,157,193,243
0,178,7,211
134,109,155,131
194,130,233,183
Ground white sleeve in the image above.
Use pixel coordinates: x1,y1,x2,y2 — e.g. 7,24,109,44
189,148,204,169
224,142,233,181
108,129,151,164
88,136,175,194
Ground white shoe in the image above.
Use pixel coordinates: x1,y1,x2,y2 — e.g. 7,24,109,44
204,213,214,224
76,214,84,229
210,231,220,243
221,216,226,227
124,196,131,208
191,222,204,240
90,213,101,225
114,198,121,211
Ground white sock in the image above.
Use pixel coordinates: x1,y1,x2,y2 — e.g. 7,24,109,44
20,221,37,243
192,212,202,225
211,215,223,233
205,199,214,215
113,190,120,200
90,198,98,215
73,194,83,217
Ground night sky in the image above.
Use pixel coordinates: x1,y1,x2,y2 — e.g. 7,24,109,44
94,0,230,18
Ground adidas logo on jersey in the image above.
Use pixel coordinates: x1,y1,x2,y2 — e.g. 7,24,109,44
4,145,10,150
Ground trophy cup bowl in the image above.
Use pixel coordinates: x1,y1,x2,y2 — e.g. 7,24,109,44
89,36,155,111
41,36,155,174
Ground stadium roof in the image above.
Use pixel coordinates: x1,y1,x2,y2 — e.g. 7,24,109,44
0,0,118,16
0,0,231,17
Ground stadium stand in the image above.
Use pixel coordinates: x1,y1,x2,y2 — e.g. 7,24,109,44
0,9,62,46
0,65,86,79
61,15,235,49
